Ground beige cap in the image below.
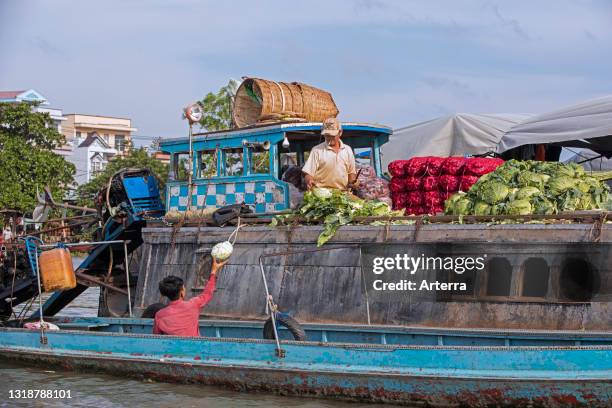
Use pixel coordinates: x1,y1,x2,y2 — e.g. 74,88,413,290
321,117,342,136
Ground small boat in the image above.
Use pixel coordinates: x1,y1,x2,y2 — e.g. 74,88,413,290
1,316,611,407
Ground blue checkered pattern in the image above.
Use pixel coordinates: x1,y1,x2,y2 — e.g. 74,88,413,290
168,180,288,213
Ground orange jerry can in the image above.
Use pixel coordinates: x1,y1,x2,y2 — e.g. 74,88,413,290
39,247,77,292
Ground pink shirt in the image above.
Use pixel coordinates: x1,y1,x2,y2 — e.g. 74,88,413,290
153,274,217,336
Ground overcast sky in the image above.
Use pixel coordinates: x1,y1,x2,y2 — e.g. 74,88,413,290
1,0,611,146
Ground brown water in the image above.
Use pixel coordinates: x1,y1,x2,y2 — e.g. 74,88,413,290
2,289,402,407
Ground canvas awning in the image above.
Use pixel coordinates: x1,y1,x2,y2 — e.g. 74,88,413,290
383,95,612,168
498,96,612,157
382,113,530,168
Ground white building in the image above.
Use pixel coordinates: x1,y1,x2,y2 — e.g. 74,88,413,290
1,89,137,185
0,89,66,141
71,133,118,185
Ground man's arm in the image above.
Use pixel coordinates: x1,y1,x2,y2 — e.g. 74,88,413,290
189,258,226,308
304,173,315,190
301,150,318,190
346,149,358,188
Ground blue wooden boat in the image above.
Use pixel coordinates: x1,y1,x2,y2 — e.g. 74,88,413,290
1,316,611,407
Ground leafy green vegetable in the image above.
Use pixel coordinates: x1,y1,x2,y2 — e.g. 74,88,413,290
516,186,541,200
506,199,532,215
472,201,491,215
476,181,510,204
272,188,398,246
444,160,610,216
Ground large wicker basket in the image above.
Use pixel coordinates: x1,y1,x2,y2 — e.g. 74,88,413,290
232,78,339,128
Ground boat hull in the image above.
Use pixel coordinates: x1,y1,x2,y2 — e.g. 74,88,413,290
1,319,611,407
4,349,611,407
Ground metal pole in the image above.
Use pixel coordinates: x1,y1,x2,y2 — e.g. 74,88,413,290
39,240,127,248
33,242,47,344
123,241,132,317
258,256,283,358
187,123,194,211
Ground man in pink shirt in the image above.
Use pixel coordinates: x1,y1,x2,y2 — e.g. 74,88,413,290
153,258,226,336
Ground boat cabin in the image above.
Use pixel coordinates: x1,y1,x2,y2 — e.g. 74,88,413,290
159,122,392,213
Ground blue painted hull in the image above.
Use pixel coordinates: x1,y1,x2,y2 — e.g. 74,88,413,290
1,318,611,407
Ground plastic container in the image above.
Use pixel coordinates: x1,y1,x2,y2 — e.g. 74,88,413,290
39,248,77,292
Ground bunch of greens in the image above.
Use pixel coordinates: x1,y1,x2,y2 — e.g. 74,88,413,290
445,160,611,216
271,187,401,246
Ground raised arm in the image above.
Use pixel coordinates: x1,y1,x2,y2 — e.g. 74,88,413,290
189,258,227,309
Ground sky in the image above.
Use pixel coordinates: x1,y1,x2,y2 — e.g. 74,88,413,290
1,0,611,147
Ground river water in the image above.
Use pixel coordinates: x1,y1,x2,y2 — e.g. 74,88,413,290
2,281,400,407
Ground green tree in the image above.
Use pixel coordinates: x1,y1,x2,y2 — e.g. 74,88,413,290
0,102,75,213
77,147,168,207
197,79,239,131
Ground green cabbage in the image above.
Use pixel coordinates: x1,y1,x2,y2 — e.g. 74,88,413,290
476,181,510,204
506,199,532,215
472,201,491,215
547,177,578,195
452,198,472,215
517,172,546,189
516,186,541,200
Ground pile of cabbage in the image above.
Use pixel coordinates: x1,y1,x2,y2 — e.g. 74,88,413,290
271,187,400,246
445,160,611,216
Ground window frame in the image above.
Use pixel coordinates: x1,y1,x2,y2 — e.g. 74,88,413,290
197,148,219,179
248,146,271,176
222,147,245,177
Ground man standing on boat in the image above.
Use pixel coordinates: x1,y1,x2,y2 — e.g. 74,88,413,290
302,117,358,191
152,258,226,336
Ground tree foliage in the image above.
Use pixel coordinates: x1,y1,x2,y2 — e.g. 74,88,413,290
76,147,168,207
0,102,75,213
197,79,239,131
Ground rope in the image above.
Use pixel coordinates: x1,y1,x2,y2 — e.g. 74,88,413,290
228,217,243,245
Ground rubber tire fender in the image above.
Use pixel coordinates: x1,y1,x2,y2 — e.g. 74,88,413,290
263,313,307,341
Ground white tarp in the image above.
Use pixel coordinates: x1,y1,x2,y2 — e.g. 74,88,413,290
498,95,612,153
383,95,612,169
382,113,530,168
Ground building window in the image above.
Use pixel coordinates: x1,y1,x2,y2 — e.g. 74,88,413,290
250,146,270,174
485,257,512,297
223,148,244,176
91,160,104,176
115,135,126,152
198,150,217,178
521,258,549,298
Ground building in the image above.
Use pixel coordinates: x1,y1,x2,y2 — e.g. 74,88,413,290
0,89,66,136
61,114,136,156
152,151,171,165
1,89,139,185
71,133,118,185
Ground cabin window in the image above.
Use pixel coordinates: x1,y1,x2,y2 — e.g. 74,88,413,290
172,152,190,181
223,148,244,176
485,257,512,297
560,258,598,302
521,258,549,298
198,150,217,178
250,146,270,174
355,148,372,166
280,152,298,168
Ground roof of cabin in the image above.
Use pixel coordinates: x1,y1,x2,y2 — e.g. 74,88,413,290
160,122,392,147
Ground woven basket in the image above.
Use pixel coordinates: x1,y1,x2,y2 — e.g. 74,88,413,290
232,78,339,128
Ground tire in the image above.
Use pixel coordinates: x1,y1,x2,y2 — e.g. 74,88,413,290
263,313,306,341
141,302,166,318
